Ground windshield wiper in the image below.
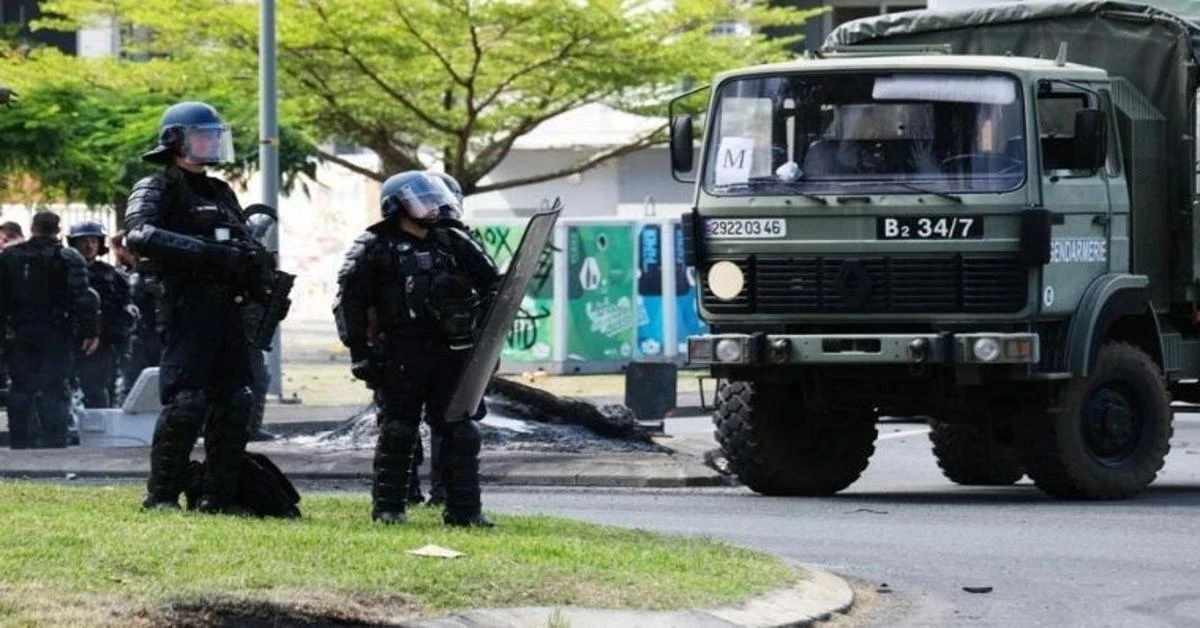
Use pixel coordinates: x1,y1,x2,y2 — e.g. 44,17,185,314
744,176,829,205
893,182,963,203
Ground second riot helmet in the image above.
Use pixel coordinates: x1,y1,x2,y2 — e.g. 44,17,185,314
426,171,465,224
142,101,235,165
67,221,109,256
380,171,461,225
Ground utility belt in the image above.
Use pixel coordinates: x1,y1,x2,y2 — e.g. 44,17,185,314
146,274,243,333
376,329,474,355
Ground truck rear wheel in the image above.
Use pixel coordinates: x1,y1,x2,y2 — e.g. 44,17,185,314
713,380,876,496
1015,342,1172,499
929,421,1023,486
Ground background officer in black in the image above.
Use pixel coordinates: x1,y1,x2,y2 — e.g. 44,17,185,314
117,238,163,400
0,212,99,448
335,170,499,526
125,101,273,512
68,221,133,408
242,203,280,442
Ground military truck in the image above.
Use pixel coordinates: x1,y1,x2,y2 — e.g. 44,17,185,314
670,1,1200,499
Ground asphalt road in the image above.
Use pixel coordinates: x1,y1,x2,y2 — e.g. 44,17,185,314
475,412,1200,627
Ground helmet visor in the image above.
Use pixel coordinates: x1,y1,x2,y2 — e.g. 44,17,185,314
397,175,460,223
246,213,278,252
182,123,235,164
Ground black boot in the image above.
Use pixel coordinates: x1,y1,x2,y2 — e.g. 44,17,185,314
441,421,491,528
372,418,418,523
372,510,408,525
443,512,495,528
141,495,182,511
6,388,35,450
199,387,253,513
245,386,277,441
144,389,207,506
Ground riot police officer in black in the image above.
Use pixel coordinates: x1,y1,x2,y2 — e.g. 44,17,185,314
335,171,499,526
68,221,133,408
125,101,272,512
0,212,100,448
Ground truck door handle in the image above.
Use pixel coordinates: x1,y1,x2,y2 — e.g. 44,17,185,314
1092,214,1110,227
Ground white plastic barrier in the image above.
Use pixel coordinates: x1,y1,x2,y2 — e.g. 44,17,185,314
77,368,160,448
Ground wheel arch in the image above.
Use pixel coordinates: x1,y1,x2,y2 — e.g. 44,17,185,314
1064,274,1160,376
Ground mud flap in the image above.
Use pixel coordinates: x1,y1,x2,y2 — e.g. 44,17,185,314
443,199,563,422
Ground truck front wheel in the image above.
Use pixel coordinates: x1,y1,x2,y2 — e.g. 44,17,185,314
713,380,876,496
929,421,1024,486
1015,342,1172,499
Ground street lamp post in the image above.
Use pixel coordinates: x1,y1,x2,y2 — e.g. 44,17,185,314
260,0,283,399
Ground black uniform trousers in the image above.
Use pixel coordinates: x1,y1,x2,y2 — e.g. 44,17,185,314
145,285,254,504
76,343,118,408
6,322,73,449
373,336,482,517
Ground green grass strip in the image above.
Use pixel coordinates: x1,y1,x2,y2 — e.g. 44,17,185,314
0,482,793,625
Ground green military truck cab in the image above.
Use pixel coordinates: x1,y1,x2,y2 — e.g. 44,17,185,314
672,1,1200,499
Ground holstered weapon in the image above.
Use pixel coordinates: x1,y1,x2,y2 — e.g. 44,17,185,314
242,270,295,351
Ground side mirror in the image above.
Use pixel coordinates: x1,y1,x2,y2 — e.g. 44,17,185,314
1072,108,1106,171
670,116,695,174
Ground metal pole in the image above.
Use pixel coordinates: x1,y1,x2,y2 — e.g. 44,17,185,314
551,222,569,368
662,219,677,360
260,0,282,398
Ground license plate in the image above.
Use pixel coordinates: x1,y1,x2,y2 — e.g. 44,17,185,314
705,218,787,239
877,216,983,240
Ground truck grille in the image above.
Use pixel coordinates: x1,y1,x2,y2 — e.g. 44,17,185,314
703,254,1027,314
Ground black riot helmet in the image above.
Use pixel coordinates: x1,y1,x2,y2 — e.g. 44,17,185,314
67,221,109,256
379,171,461,226
243,203,279,253
142,101,235,165
426,171,465,224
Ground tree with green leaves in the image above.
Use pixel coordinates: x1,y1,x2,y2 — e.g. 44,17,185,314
37,0,822,195
0,47,317,220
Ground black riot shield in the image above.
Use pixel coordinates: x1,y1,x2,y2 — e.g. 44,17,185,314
443,199,563,422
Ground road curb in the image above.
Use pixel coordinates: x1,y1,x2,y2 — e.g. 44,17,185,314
0,450,727,488
413,564,853,627
0,469,727,488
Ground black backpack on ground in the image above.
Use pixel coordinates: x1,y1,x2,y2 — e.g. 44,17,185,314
184,452,301,519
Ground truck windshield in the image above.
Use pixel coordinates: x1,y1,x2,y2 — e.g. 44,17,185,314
703,72,1026,196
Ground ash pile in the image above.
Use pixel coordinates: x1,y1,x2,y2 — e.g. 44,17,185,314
287,378,665,454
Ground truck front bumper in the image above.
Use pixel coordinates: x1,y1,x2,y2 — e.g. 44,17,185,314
687,332,1040,367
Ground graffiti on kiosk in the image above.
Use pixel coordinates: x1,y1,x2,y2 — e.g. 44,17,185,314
469,225,559,359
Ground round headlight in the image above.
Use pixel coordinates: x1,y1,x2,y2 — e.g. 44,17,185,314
715,338,744,363
972,338,1001,363
707,261,745,301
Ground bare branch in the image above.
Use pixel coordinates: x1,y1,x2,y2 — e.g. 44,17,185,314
317,149,386,181
476,33,584,112
457,21,484,175
392,0,467,87
473,123,667,194
468,94,595,178
309,2,455,134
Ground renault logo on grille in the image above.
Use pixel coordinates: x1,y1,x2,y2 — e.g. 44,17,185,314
835,259,873,308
